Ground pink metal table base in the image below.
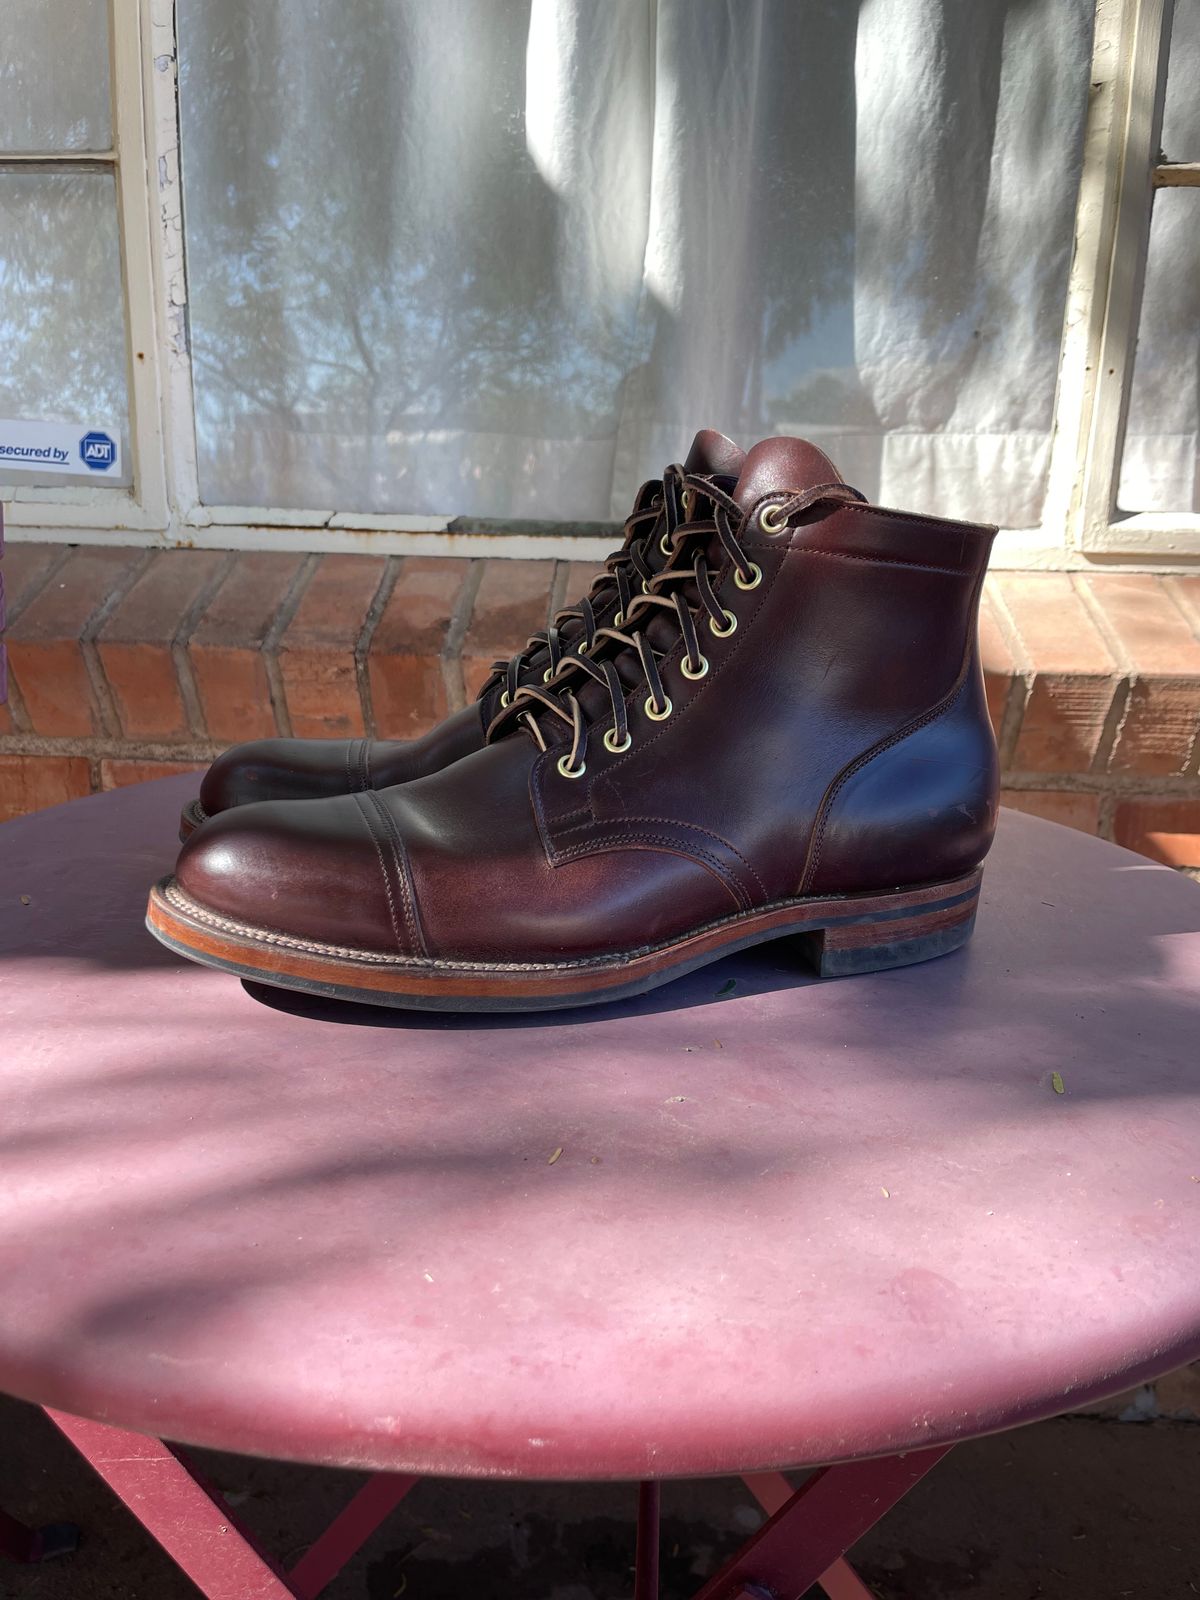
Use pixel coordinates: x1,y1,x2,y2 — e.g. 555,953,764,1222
44,1407,930,1600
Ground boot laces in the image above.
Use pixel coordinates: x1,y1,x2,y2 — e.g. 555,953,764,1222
486,474,865,775
482,464,696,708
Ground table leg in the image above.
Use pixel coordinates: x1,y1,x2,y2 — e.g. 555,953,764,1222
693,1446,951,1600
44,1409,415,1600
287,1472,418,1600
47,1409,296,1599
634,1479,661,1600
743,1474,877,1600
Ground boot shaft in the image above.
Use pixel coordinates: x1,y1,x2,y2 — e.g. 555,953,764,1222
536,460,997,904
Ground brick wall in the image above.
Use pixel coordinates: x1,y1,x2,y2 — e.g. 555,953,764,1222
1,541,1199,866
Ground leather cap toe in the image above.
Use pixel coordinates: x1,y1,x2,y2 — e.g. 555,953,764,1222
175,793,420,955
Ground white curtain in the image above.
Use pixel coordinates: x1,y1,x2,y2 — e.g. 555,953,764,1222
179,0,1098,527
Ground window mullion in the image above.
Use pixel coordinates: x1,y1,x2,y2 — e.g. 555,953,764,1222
1074,0,1175,551
109,0,168,527
0,152,116,165
1152,161,1200,186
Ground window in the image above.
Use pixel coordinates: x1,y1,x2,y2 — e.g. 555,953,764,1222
0,0,1195,567
0,0,166,529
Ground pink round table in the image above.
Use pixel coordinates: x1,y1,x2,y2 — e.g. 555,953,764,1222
2,775,1199,1600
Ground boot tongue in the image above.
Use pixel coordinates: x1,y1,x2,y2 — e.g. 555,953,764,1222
732,435,844,513
684,428,745,478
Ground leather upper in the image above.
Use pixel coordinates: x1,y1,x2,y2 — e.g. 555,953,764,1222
178,436,998,964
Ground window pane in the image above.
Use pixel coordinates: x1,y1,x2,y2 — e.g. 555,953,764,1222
1161,0,1200,163
1118,189,1199,513
0,0,112,152
180,0,1092,526
0,172,130,487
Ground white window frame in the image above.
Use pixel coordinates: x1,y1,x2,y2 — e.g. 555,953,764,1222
1045,0,1200,559
2,0,1197,569
1,0,168,536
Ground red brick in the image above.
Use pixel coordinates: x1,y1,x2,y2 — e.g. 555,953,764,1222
1001,788,1102,835
0,543,63,733
5,546,142,736
0,754,92,823
1168,576,1200,637
1,541,62,620
1113,674,1200,778
460,559,555,700
96,550,226,740
99,758,207,791
368,558,466,738
189,551,305,743
1083,575,1200,776
278,555,386,738
978,585,1019,739
1113,798,1200,868
994,574,1118,774
564,560,604,608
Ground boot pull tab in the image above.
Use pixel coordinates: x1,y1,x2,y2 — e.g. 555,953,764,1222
752,481,868,536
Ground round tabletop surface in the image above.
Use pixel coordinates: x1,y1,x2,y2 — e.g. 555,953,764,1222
2,775,1199,1481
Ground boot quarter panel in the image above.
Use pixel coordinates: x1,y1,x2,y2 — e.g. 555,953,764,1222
536,506,989,907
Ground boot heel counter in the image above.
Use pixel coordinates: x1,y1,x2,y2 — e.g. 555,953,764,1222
806,655,999,896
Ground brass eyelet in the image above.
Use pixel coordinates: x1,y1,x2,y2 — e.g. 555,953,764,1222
603,728,632,754
681,488,693,513
759,502,789,535
557,753,586,780
543,666,554,684
642,578,651,594
709,609,738,639
680,654,709,680
644,694,673,722
612,609,624,629
734,562,762,591
500,689,511,707
577,640,590,656
659,531,671,556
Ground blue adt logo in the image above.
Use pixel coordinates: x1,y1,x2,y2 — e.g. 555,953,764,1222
79,431,116,472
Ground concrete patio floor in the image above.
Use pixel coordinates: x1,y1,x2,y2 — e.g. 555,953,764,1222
1,1393,1197,1599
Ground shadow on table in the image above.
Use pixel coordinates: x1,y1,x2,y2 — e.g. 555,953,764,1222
241,935,825,1031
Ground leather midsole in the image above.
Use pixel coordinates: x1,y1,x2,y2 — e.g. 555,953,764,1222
178,799,207,840
147,869,982,1000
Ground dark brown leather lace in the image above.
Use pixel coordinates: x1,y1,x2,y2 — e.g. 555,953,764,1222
482,466,697,708
487,473,865,776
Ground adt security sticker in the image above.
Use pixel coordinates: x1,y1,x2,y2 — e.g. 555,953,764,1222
0,419,122,478
79,431,117,471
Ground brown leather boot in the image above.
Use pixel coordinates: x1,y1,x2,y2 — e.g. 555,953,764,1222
179,430,745,838
149,436,999,1012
